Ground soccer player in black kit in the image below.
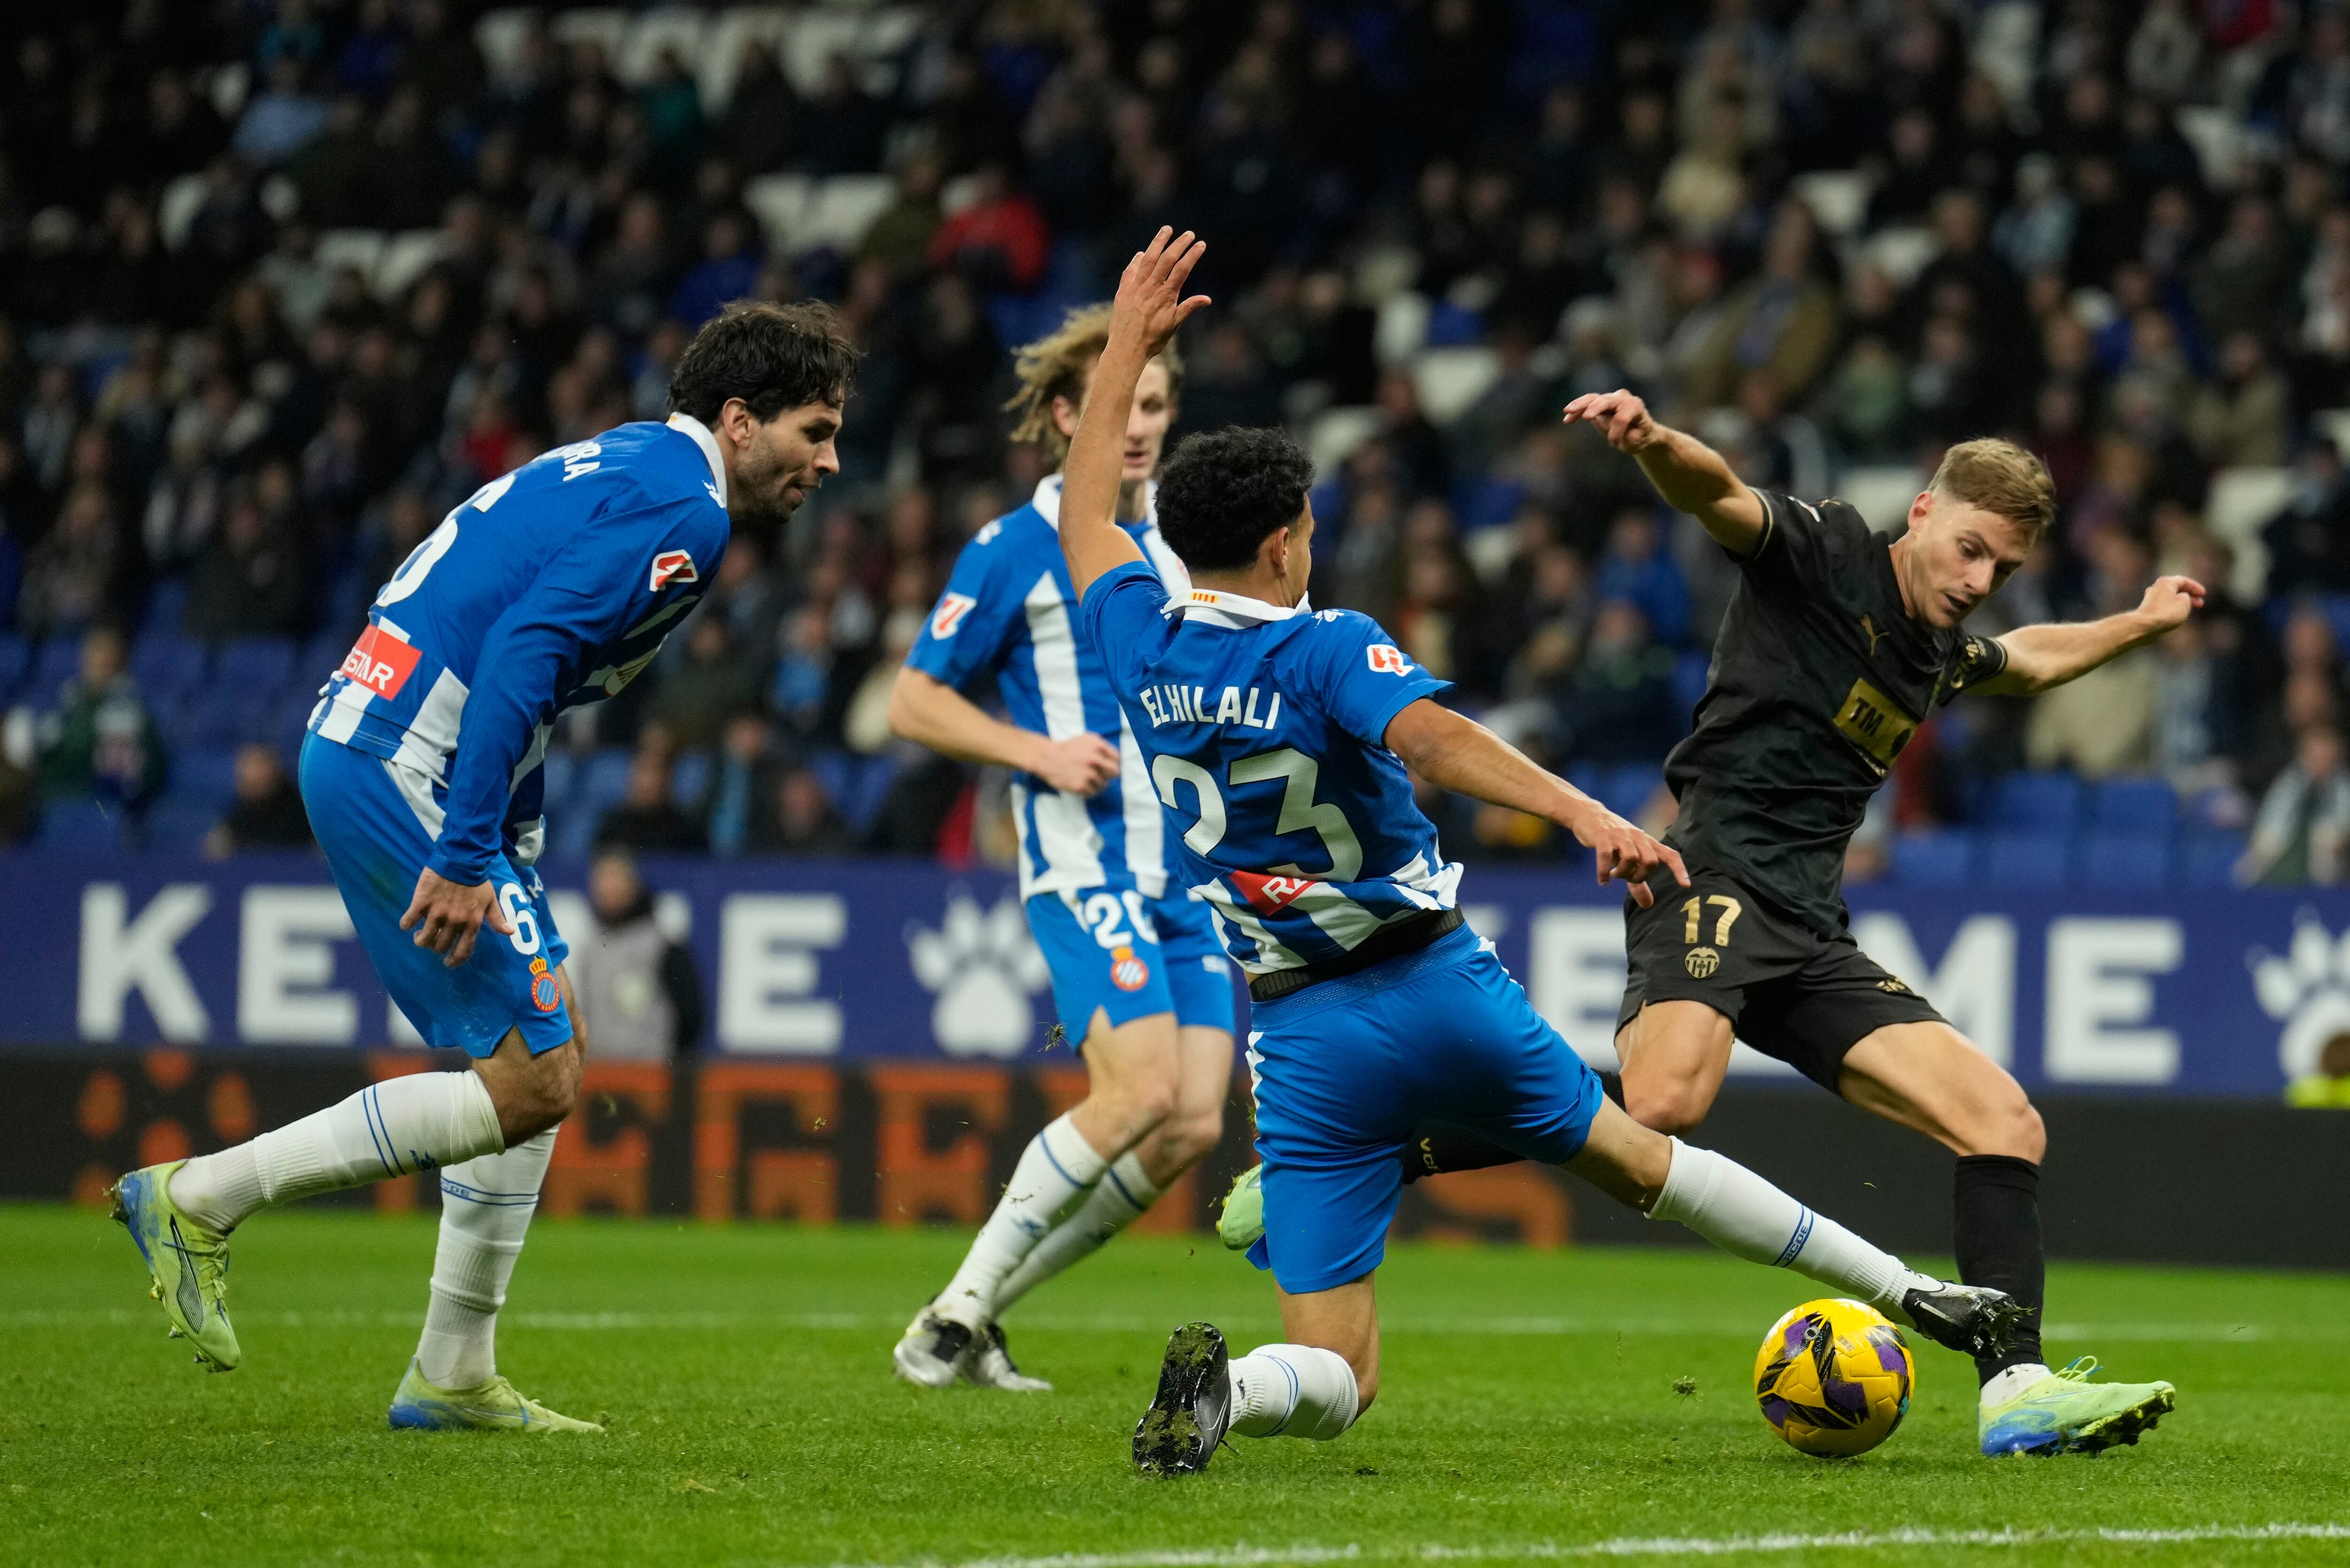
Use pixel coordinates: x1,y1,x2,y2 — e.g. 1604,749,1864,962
1224,390,2198,1458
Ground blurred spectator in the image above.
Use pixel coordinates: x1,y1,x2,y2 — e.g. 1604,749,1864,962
1554,600,1681,763
595,746,705,854
1593,507,1691,646
183,490,310,639
570,850,705,1060
2242,724,2350,886
18,484,122,638
649,617,761,753
925,163,1048,292
752,766,860,855
206,743,314,857
37,627,165,809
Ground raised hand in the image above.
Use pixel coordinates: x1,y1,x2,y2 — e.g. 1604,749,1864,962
2138,574,2206,631
1112,227,1211,359
1561,389,1664,455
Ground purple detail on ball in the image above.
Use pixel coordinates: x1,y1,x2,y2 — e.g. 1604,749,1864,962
1784,1317,1817,1356
1761,1396,1793,1428
1823,1368,1869,1414
1870,1327,1911,1374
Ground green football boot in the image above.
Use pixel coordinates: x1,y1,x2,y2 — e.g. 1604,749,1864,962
1217,1164,1265,1251
387,1359,603,1433
109,1162,239,1372
1979,1357,2176,1457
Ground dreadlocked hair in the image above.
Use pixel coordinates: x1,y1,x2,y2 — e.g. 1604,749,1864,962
1002,303,1185,463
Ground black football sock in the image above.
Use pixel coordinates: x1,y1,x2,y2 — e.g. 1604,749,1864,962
1398,1123,1524,1184
1952,1154,2047,1384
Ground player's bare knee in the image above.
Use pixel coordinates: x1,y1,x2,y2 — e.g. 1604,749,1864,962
1622,1080,1707,1138
1976,1092,2044,1162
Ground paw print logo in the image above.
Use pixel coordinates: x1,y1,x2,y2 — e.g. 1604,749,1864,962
907,891,1051,1059
2248,914,2350,1079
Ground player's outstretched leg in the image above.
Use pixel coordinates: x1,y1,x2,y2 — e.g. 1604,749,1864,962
1135,1324,1362,1475
896,1010,1186,1390
1841,1023,2177,1455
110,1069,509,1372
386,1129,599,1434
1568,1105,2027,1360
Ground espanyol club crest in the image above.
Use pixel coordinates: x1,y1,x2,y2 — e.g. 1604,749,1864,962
648,549,698,591
528,956,562,1012
1110,944,1151,992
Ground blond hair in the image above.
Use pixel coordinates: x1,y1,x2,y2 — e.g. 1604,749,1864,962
1929,438,2056,546
1003,303,1185,463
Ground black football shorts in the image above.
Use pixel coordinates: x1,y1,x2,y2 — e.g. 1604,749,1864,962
1614,869,1946,1092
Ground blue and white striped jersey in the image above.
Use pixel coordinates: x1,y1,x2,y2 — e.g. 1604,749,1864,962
308,415,731,885
1079,561,1463,974
905,475,1191,899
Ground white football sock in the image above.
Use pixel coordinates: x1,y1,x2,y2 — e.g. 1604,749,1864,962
415,1129,557,1389
993,1151,1162,1311
1647,1139,1928,1314
1980,1362,2053,1406
933,1114,1108,1326
169,1072,505,1232
1227,1345,1360,1440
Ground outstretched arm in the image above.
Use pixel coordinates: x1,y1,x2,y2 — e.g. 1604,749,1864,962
1063,227,1211,601
1975,576,2205,696
1561,389,1768,555
1384,698,1688,907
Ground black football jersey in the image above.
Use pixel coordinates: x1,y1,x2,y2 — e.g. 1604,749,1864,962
1662,490,2006,935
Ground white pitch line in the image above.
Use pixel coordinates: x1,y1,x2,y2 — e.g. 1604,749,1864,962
2,1309,2322,1342
833,1523,2350,1568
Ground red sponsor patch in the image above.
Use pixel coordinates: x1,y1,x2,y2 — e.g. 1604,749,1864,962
649,549,699,591
1366,643,1410,674
1229,870,1316,916
930,591,977,639
338,623,423,699
1110,946,1150,992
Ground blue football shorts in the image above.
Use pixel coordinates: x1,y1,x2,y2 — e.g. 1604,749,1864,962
1244,922,1604,1295
299,733,573,1058
1026,886,1236,1038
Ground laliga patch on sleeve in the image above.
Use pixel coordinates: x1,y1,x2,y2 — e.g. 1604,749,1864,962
1366,643,1411,674
339,623,423,699
930,591,978,638
649,549,699,591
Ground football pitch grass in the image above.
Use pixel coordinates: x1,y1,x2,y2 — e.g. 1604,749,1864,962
8,1204,2348,1567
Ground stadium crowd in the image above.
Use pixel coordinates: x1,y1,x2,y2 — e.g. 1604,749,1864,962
5,0,2350,886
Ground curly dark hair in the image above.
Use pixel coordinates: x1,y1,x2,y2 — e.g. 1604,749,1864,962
1155,426,1316,572
666,301,859,427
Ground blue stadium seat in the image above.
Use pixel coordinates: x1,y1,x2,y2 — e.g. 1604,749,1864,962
671,750,712,811
540,750,578,815
2078,832,2172,888
842,754,898,837
1670,651,1711,725
2180,830,2248,887
143,793,221,854
34,798,130,853
298,629,352,685
1979,831,2070,886
1892,830,1975,887
1985,772,2083,832
129,632,206,700
1565,762,1604,803
0,635,26,703
25,640,83,709
2086,778,2177,835
216,636,298,691
172,746,240,808
140,579,188,639
1600,763,1665,815
575,748,634,817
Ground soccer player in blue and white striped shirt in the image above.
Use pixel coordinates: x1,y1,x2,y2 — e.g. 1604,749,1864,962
886,307,1238,1392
